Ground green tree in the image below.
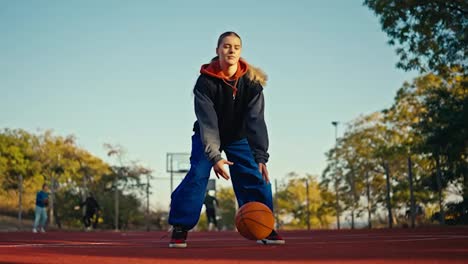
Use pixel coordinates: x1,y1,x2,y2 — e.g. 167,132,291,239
364,0,467,75
0,128,153,230
0,130,33,188
0,129,41,227
321,148,345,229
216,187,236,230
337,130,369,229
335,113,410,228
277,173,334,229
317,181,338,228
405,73,467,217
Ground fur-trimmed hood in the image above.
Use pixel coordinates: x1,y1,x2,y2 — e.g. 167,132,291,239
246,63,268,87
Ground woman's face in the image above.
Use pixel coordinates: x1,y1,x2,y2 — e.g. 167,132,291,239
216,35,242,67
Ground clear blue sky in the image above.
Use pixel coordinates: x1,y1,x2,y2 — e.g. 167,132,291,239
1,0,415,209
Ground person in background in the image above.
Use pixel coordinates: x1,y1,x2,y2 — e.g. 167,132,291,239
75,193,100,231
204,190,219,231
33,183,49,233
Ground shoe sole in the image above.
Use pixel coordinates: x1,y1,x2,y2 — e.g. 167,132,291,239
169,243,187,248
257,239,286,245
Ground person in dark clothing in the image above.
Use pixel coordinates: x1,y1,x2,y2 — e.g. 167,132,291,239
168,31,284,248
76,193,100,231
203,191,219,231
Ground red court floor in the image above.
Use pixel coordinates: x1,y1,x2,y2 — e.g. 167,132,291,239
0,227,467,263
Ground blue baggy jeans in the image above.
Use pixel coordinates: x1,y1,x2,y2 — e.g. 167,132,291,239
168,133,273,230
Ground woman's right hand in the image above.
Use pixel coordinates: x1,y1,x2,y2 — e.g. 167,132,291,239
213,159,234,180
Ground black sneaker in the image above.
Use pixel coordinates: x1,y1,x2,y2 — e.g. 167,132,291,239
257,230,286,245
169,226,188,248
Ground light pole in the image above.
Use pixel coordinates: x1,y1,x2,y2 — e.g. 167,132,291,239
331,121,340,230
114,167,120,232
305,178,310,231
146,173,151,232
18,174,23,230
104,144,124,232
135,166,152,232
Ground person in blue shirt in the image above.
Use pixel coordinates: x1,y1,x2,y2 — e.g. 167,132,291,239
33,184,49,233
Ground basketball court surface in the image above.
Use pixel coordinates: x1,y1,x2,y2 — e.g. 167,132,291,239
1,227,467,263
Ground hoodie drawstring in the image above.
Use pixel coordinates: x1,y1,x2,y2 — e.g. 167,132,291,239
223,78,239,99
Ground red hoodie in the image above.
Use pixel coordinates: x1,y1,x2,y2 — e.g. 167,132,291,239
200,58,249,99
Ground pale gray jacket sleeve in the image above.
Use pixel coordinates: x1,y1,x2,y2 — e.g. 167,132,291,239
194,86,223,165
246,91,269,164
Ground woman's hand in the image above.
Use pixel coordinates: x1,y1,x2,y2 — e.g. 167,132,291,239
258,163,269,183
213,159,234,180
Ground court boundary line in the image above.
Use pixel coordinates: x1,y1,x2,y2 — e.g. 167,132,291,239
1,233,468,249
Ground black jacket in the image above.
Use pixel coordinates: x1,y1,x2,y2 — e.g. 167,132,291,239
80,196,100,214
193,59,269,165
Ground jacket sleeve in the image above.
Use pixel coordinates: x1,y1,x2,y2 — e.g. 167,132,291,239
194,77,223,164
80,197,90,207
246,90,270,164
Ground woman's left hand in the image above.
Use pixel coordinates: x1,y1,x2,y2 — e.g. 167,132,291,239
258,163,269,183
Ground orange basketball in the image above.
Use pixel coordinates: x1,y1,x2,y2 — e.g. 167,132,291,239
235,201,274,240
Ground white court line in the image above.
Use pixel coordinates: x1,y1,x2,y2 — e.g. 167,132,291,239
261,234,468,240
0,242,122,248
0,241,254,249
1,234,467,249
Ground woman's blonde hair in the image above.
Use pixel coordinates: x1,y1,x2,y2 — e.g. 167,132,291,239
217,31,242,48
